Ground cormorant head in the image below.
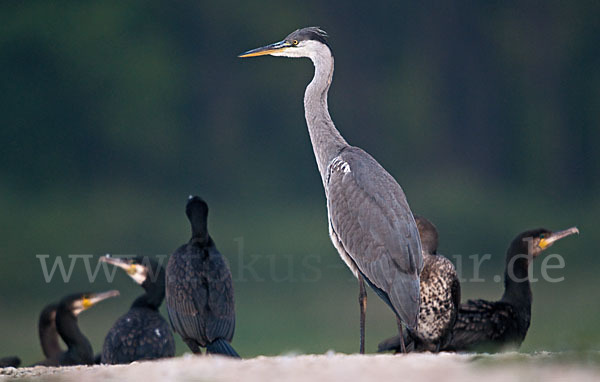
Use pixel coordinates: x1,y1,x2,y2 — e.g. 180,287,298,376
186,195,210,240
100,255,163,286
39,303,59,328
239,27,330,59
186,195,208,221
414,215,439,255
59,290,120,316
512,227,579,258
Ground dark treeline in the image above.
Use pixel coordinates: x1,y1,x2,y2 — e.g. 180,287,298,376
0,1,598,362
1,1,598,199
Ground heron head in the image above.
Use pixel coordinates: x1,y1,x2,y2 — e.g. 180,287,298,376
239,27,329,59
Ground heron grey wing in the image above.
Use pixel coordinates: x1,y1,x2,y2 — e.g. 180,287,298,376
205,246,236,343
326,147,423,327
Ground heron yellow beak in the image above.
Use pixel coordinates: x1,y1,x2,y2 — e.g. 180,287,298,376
238,41,291,58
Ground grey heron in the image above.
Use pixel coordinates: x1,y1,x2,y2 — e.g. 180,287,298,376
240,27,423,353
165,196,240,358
443,226,578,352
379,216,460,352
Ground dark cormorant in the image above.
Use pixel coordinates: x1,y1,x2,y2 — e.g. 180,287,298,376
38,303,105,365
378,216,460,353
0,356,21,368
165,196,239,358
36,290,119,366
100,255,175,364
443,227,579,352
38,303,62,360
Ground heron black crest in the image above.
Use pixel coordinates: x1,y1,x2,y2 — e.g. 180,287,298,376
285,27,329,46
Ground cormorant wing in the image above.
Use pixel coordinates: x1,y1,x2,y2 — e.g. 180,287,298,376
448,299,515,350
204,246,236,343
166,245,207,344
166,243,235,345
103,309,174,364
326,147,423,327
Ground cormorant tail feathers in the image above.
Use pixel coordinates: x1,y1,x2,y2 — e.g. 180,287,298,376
206,339,240,359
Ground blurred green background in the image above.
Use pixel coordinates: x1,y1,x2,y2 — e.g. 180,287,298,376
1,1,599,364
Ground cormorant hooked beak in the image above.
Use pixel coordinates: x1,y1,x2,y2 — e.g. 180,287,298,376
75,290,120,315
238,40,292,58
100,255,148,285
86,290,120,306
100,255,132,271
539,227,579,249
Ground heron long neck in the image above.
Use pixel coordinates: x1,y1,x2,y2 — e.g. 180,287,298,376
305,48,348,185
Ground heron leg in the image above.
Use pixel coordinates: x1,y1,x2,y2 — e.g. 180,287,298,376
358,273,367,354
395,316,407,354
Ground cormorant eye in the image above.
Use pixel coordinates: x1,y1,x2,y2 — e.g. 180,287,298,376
292,39,299,46
539,234,545,239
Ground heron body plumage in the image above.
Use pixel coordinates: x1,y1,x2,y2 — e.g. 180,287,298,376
240,27,423,351
326,147,422,327
301,30,423,332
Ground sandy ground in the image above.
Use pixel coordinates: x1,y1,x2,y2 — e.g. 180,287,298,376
1,352,599,381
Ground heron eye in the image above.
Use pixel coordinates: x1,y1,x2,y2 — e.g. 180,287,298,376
292,39,299,46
